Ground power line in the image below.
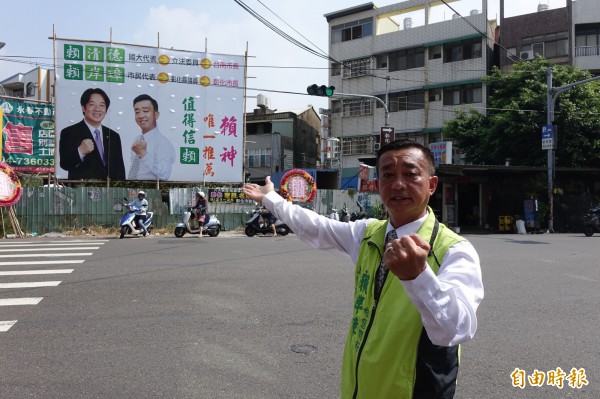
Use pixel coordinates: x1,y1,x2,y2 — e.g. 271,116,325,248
255,0,329,60
439,0,522,63
233,0,337,63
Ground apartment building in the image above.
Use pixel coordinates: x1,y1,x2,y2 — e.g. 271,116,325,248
244,96,323,183
324,0,495,176
0,67,53,102
499,0,600,75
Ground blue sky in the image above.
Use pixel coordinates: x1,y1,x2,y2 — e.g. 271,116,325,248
0,0,565,111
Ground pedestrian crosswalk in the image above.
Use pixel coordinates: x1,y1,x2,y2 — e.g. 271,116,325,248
0,239,107,332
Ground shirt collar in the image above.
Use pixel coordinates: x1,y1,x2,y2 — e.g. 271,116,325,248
386,212,429,237
141,127,158,140
84,121,102,135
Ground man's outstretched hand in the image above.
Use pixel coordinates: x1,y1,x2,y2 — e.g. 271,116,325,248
243,176,275,204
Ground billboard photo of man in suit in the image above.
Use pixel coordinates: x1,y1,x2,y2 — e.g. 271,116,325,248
58,88,125,180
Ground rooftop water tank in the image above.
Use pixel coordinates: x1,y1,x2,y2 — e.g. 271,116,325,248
538,3,549,12
470,9,480,16
452,14,461,20
404,17,412,29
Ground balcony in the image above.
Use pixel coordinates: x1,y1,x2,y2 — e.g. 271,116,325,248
574,46,600,73
575,46,600,57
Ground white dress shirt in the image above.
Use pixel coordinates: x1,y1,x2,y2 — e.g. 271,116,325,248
129,127,175,180
262,191,484,347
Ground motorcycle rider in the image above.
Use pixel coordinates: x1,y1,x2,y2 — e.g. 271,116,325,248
128,190,149,237
192,191,208,238
260,204,277,236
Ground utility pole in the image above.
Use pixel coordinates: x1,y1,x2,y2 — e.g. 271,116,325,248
546,66,600,232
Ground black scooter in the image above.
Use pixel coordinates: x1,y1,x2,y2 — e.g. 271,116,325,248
244,207,290,237
350,200,367,221
583,206,600,237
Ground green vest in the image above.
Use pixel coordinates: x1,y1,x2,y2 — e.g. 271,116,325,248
340,209,466,399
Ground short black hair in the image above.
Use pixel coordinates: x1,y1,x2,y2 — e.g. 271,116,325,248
376,140,436,176
133,94,159,112
80,88,110,109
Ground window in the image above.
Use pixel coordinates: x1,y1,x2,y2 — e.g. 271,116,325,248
443,37,483,63
443,84,482,105
389,47,425,71
331,18,373,43
388,90,425,112
575,24,600,56
521,32,568,58
506,47,518,60
244,148,272,168
342,99,372,117
428,89,442,102
331,62,341,76
342,58,372,79
331,100,342,116
428,45,442,60
375,54,388,69
26,82,36,97
341,136,374,156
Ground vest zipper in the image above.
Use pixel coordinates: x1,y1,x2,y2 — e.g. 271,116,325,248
351,299,379,399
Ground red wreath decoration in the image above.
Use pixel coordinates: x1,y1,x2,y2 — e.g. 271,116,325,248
0,162,23,207
279,168,317,203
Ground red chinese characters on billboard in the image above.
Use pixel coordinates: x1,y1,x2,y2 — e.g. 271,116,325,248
4,122,34,155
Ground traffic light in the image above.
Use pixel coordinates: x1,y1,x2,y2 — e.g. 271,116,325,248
307,84,335,97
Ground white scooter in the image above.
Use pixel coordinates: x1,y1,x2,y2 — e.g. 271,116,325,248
119,200,153,239
174,207,221,237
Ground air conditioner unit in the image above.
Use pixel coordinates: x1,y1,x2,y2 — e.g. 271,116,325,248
520,50,534,60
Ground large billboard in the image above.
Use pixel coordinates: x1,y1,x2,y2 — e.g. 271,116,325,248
54,38,245,183
1,99,55,173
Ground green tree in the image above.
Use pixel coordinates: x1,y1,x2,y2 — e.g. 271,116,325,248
443,58,600,167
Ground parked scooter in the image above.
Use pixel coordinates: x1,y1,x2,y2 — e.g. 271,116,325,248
329,207,340,221
174,207,221,237
244,206,290,237
350,200,367,221
583,206,600,237
340,203,350,222
119,198,153,239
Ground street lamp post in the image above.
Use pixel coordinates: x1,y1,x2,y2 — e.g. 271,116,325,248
546,66,600,232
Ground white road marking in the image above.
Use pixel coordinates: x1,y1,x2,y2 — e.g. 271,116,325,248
0,269,74,276
0,321,17,332
0,247,99,252
0,241,107,246
0,240,106,333
0,260,85,266
0,253,92,258
0,298,43,306
0,281,61,288
0,242,104,248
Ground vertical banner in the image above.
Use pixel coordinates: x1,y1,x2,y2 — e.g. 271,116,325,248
0,99,55,173
429,141,453,166
54,38,245,182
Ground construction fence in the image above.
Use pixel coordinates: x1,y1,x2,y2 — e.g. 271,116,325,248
10,186,382,235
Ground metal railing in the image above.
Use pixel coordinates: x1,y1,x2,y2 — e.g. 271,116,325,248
575,46,600,57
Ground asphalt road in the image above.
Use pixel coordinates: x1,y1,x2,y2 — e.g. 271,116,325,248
0,231,598,398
